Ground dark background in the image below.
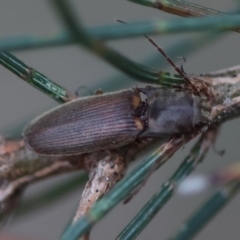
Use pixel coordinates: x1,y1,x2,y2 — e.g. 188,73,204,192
1,0,240,239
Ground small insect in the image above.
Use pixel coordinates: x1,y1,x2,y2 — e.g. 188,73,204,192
23,37,212,156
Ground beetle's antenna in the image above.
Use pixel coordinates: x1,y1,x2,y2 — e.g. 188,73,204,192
143,34,192,84
115,19,198,91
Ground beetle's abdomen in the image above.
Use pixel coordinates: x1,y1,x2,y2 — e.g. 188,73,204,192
23,90,143,155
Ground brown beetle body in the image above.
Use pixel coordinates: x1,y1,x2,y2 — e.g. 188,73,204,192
23,86,211,156
24,90,144,155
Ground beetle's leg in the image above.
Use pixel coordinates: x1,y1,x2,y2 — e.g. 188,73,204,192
75,85,94,97
178,56,187,75
75,86,103,97
94,88,103,95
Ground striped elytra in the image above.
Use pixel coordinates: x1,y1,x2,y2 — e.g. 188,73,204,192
23,90,144,156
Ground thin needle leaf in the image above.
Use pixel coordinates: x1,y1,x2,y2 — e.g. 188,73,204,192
116,130,213,240
0,51,73,103
61,135,197,240
169,181,240,240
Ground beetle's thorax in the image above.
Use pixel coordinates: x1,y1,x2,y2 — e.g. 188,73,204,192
137,86,211,138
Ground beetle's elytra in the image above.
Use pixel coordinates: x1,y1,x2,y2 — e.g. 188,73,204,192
24,90,143,155
23,86,211,156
